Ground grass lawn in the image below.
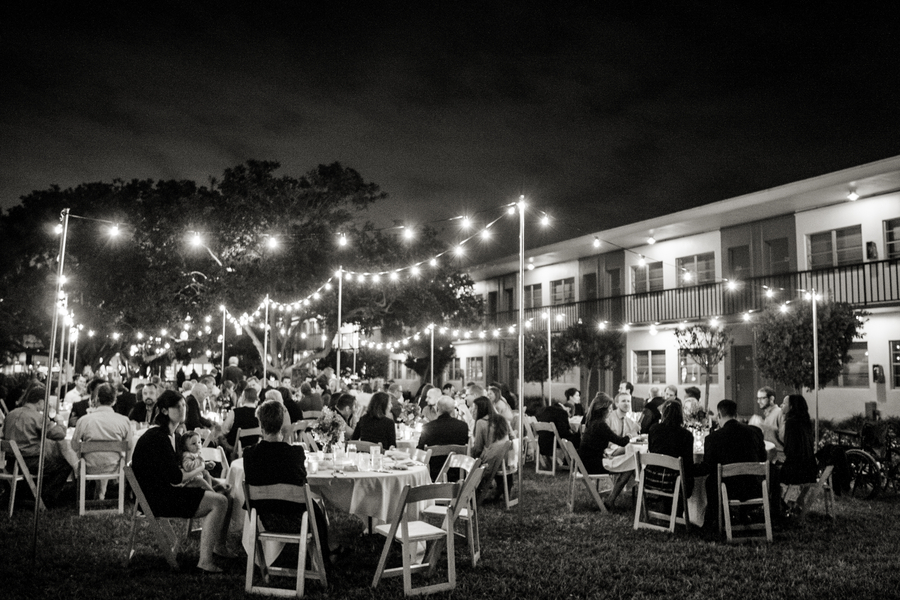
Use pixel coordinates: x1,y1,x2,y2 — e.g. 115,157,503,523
2,468,900,600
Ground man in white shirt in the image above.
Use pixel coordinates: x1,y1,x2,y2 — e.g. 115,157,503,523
607,392,640,439
70,383,133,500
750,386,786,462
64,375,87,406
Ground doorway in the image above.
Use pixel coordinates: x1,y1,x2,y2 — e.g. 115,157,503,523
732,345,757,417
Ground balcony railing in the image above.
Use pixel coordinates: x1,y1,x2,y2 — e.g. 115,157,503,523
484,258,900,329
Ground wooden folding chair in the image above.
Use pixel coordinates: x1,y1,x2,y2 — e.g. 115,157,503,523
796,465,836,520
244,482,328,597
718,462,773,543
76,440,129,516
291,420,316,444
560,439,610,513
520,418,539,465
0,439,46,516
499,439,519,509
125,465,183,569
411,448,432,466
532,422,564,476
424,456,482,567
633,451,690,533
234,427,262,460
372,481,462,596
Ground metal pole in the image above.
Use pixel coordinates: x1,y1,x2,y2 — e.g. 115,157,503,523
55,298,68,406
71,330,79,380
547,312,552,404
33,208,69,562
430,325,435,386
517,197,525,502
812,288,820,444
220,307,226,377
263,295,269,381
336,266,343,381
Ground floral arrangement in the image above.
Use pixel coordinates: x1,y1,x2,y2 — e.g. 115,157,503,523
398,400,420,426
683,397,711,431
312,407,344,452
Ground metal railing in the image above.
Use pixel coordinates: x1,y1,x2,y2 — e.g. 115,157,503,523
484,258,900,328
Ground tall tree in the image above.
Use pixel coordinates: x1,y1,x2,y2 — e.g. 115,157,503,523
507,331,569,403
556,321,625,403
754,300,868,392
674,324,732,411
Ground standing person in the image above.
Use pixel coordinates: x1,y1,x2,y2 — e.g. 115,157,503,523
780,394,818,517
131,391,234,572
351,391,396,451
70,383,133,500
749,387,786,463
223,357,244,386
702,399,767,528
4,386,74,506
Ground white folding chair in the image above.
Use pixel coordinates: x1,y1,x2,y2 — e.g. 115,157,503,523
424,456,483,567
125,465,183,569
560,439,611,513
0,439,46,516
633,451,690,533
234,427,262,460
411,448,432,466
718,462,773,543
532,422,564,476
76,440,129,516
244,482,328,597
372,481,462,596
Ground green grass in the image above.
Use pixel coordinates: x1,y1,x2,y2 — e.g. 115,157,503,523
3,469,900,600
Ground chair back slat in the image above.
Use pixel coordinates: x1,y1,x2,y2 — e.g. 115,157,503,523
79,440,129,455
449,467,485,521
246,482,308,505
721,462,767,478
405,481,460,505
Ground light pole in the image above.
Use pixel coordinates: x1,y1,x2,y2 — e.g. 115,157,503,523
336,266,343,382
516,197,525,500
219,305,226,377
263,295,269,381
811,288,820,443
429,324,435,386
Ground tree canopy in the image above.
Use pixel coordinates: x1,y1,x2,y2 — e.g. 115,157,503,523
674,323,732,411
754,300,867,392
0,161,483,377
555,321,624,402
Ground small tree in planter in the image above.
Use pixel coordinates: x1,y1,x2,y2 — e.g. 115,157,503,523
556,321,624,407
674,323,732,412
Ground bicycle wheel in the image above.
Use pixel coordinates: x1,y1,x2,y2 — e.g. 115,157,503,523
846,449,880,500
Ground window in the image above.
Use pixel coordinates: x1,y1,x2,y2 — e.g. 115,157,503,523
447,357,464,381
632,262,663,293
831,342,869,388
582,272,598,301
487,291,498,314
551,277,575,305
503,288,514,311
634,350,666,384
677,252,716,286
607,268,621,297
809,225,862,269
466,357,484,382
524,284,542,309
891,341,900,388
679,350,719,385
390,359,405,380
765,238,790,274
885,218,900,259
728,245,751,279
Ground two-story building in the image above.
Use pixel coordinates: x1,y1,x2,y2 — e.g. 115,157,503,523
440,155,900,420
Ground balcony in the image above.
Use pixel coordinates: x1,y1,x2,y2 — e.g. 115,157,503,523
484,258,900,329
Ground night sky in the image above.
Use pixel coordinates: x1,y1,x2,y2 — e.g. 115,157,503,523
3,1,900,251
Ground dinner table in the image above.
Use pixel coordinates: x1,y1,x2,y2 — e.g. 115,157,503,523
227,449,432,565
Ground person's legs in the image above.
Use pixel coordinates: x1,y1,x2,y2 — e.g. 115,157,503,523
605,471,634,507
194,491,230,571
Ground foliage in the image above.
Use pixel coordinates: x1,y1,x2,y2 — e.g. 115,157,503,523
403,339,455,388
555,321,625,401
754,300,868,392
311,407,345,451
506,331,569,401
674,324,732,411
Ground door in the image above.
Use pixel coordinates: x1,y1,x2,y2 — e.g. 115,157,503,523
732,345,756,417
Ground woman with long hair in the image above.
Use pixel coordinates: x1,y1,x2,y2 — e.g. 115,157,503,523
130,390,234,572
780,394,818,514
647,399,696,497
486,385,514,423
471,395,512,502
350,391,396,450
578,393,629,475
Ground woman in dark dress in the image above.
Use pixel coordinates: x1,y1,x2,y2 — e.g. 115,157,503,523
780,394,818,514
647,400,696,497
578,393,629,475
131,390,234,573
351,391,396,451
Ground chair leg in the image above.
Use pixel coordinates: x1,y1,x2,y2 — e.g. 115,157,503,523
633,478,644,530
126,502,139,564
762,481,773,542
722,487,734,542
78,463,86,516
118,471,125,515
296,514,309,598
371,532,394,588
244,515,256,593
668,487,679,533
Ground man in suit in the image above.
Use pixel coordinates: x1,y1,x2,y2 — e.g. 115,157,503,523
703,399,767,528
417,396,470,481
619,381,646,414
535,397,579,466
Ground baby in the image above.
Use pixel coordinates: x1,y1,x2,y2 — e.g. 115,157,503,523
180,431,230,493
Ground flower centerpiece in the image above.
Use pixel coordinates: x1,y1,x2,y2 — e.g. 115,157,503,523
683,397,711,452
312,407,344,453
398,400,420,426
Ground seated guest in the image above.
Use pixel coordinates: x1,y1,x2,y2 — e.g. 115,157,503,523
129,382,160,426
63,375,88,407
418,395,469,481
421,388,442,423
487,385,514,424
298,382,323,414
4,386,74,506
351,391,396,451
69,377,105,427
606,392,640,442
639,392,665,435
535,396,580,462
333,393,357,439
131,390,234,572
111,374,137,417
703,399,767,527
244,399,340,569
564,388,583,417
780,394,818,516
577,393,632,508
279,386,304,423
470,396,512,501
70,383,133,500
222,387,260,455
184,382,214,431
647,400,696,498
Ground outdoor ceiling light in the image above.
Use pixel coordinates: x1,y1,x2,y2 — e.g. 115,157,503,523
847,190,859,201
